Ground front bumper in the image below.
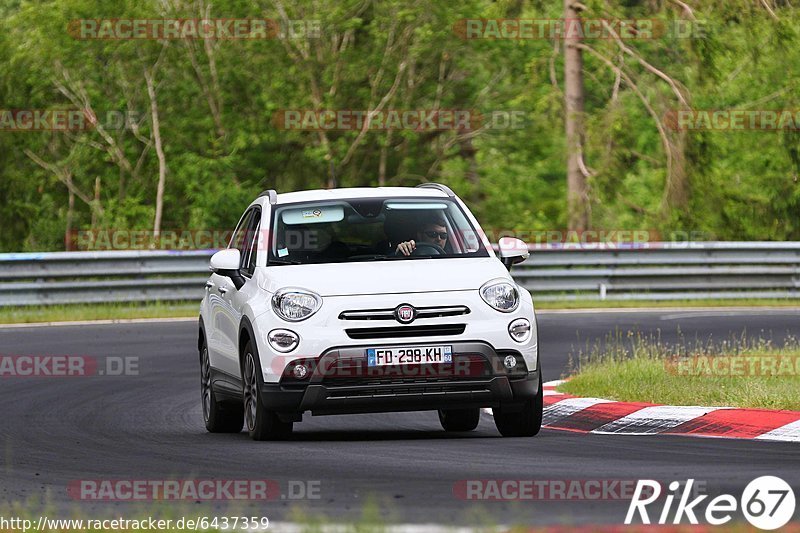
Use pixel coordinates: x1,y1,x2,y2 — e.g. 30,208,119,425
259,341,540,417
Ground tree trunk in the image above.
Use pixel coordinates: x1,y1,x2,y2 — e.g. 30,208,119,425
91,177,100,228
458,129,481,203
379,129,394,186
459,134,479,187
662,129,688,214
145,67,167,240
65,188,74,251
564,0,589,231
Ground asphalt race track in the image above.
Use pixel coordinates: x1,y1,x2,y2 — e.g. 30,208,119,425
1,309,799,527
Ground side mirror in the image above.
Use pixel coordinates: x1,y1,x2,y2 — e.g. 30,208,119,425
498,237,530,271
210,249,245,290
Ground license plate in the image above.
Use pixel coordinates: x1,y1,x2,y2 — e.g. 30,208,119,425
366,345,453,367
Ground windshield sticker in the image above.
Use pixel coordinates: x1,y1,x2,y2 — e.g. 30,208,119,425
277,248,289,257
281,205,345,224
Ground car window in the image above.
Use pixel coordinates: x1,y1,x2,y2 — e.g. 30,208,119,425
268,197,488,265
241,209,261,276
229,208,254,260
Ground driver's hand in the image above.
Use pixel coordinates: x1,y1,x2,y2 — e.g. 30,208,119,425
396,240,416,256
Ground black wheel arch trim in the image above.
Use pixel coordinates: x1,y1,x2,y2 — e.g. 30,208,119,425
198,316,206,355
239,315,258,375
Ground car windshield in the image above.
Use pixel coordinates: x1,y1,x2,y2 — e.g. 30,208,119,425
267,197,489,265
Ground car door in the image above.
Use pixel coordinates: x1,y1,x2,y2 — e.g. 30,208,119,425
208,208,254,378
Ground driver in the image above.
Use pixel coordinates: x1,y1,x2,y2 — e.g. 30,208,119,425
395,213,449,256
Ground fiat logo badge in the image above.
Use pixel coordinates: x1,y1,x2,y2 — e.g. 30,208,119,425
395,304,416,324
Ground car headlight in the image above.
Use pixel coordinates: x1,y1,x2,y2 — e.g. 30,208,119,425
271,288,322,322
480,279,519,313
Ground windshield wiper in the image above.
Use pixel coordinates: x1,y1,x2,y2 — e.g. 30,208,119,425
347,254,446,261
346,254,388,262
267,259,303,265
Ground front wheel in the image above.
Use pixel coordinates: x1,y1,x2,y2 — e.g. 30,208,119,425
242,343,293,441
493,373,543,437
200,342,243,433
438,408,480,432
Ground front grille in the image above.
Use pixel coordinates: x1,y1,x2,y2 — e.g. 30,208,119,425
339,305,470,321
344,324,466,339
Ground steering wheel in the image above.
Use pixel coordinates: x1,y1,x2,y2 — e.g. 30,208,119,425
411,242,446,256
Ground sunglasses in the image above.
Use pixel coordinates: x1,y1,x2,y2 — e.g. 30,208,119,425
423,230,448,240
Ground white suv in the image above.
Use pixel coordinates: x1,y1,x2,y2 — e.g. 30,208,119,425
198,184,542,440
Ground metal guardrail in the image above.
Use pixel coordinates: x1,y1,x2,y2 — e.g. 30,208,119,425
0,243,799,306
514,242,800,301
0,251,211,307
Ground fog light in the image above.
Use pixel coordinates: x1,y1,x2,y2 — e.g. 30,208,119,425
268,329,299,353
292,364,309,379
503,354,517,369
508,318,532,343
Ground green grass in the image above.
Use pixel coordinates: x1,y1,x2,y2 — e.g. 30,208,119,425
559,332,800,410
0,302,199,324
0,296,797,325
534,297,800,309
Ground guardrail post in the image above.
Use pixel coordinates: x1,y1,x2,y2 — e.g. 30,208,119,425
599,283,607,300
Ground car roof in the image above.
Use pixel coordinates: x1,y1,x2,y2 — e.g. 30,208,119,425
273,186,449,205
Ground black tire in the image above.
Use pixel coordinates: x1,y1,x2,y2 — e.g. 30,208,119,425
200,341,243,433
438,408,481,432
242,342,293,441
493,373,543,437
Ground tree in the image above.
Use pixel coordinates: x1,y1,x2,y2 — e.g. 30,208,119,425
564,0,590,230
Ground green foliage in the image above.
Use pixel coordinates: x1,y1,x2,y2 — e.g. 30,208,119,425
1,0,799,250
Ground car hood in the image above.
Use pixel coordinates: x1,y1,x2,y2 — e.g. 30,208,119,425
258,257,510,296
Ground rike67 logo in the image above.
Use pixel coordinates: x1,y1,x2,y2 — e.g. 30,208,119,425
626,476,796,530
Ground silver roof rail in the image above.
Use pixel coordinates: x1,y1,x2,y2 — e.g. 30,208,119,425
416,182,455,197
258,189,278,204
